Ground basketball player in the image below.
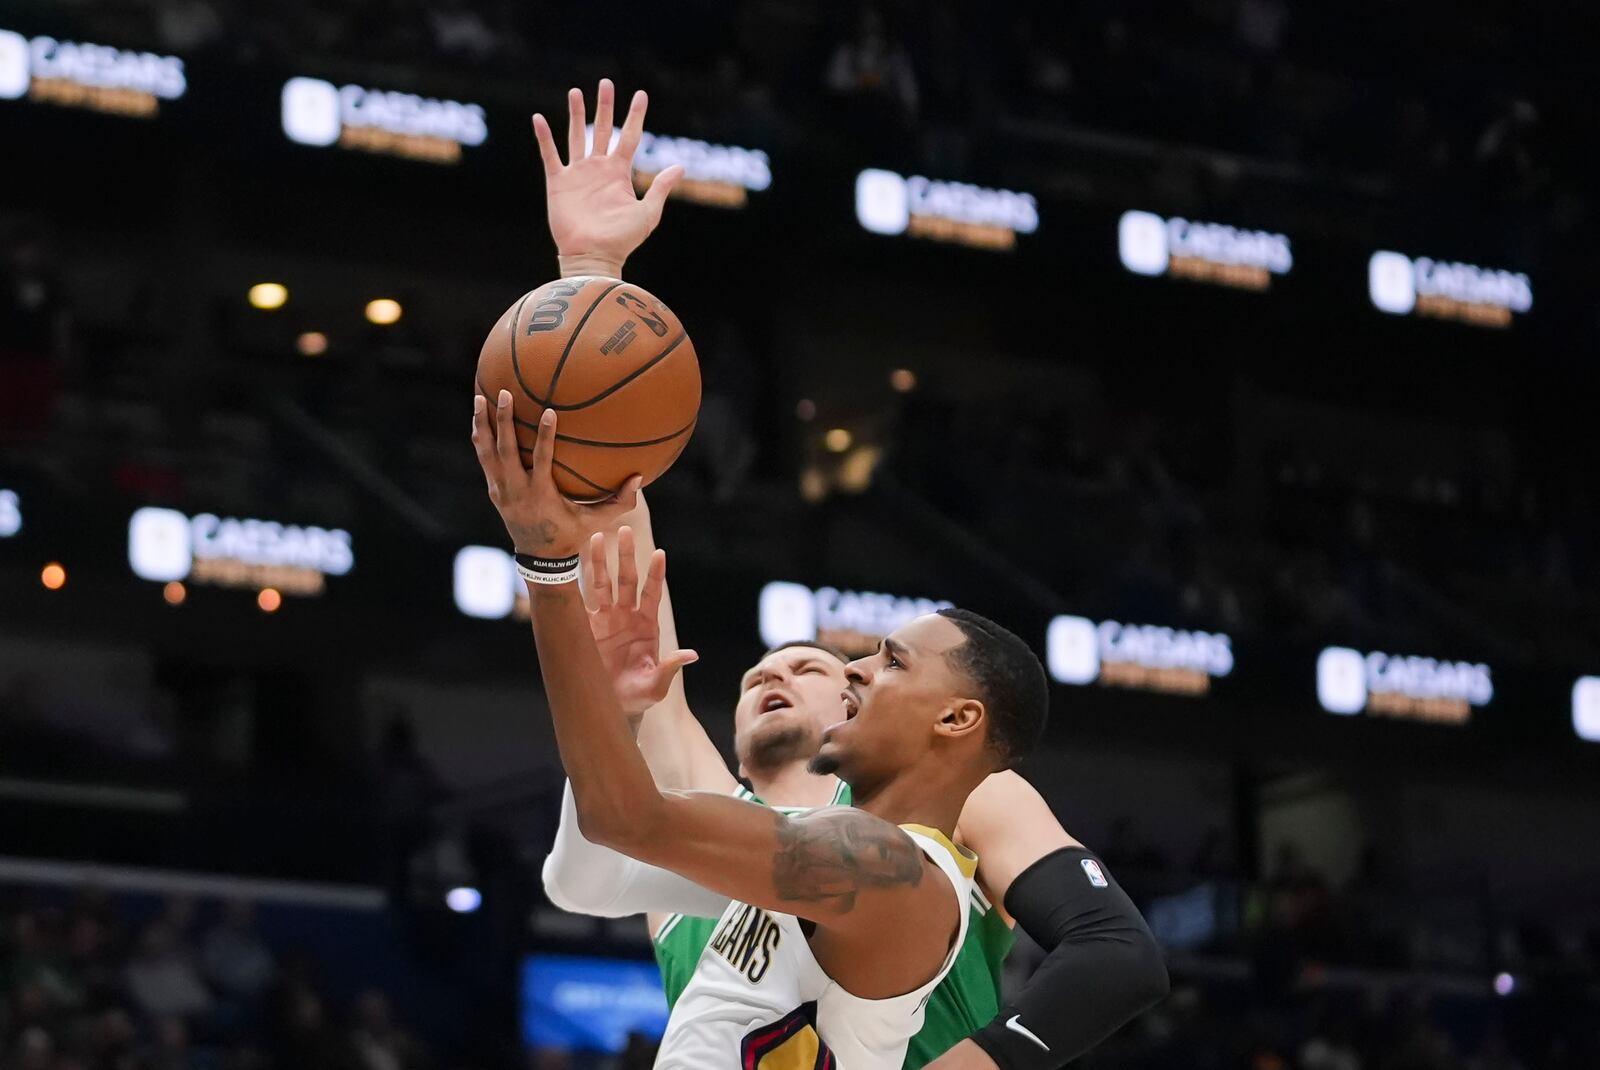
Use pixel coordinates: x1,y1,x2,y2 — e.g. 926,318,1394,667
531,82,1169,1070
472,391,1048,1067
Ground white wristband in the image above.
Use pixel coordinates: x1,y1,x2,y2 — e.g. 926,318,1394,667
514,552,582,586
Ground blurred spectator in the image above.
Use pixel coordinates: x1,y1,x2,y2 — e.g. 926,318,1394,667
202,900,276,1002
0,224,70,439
427,0,497,62
824,8,918,123
156,0,225,52
347,990,425,1070
124,921,213,1020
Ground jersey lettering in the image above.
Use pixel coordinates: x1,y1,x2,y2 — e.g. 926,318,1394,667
708,903,783,984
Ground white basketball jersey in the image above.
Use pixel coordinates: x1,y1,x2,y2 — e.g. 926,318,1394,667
654,825,975,1070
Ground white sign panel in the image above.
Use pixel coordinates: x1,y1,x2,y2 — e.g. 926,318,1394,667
0,489,18,538
1574,676,1600,743
453,545,526,620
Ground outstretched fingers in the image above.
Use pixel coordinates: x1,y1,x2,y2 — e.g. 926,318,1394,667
531,113,561,175
615,88,649,161
591,78,616,157
615,525,640,608
566,86,587,163
587,531,615,609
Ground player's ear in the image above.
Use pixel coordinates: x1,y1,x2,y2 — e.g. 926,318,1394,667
935,699,985,743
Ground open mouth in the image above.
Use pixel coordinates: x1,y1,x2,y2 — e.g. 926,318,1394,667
758,690,795,714
841,687,860,720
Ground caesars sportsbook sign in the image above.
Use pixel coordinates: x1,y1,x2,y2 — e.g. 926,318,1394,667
128,507,352,596
0,29,185,117
281,76,487,164
759,581,953,658
1316,646,1492,725
855,169,1038,251
1368,250,1531,328
1118,210,1293,291
1048,614,1234,697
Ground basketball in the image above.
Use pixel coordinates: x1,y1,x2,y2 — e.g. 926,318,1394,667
475,276,700,499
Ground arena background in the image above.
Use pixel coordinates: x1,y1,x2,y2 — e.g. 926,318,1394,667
2,2,1599,1068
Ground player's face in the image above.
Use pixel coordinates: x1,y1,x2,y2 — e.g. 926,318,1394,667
733,646,850,774
812,615,971,786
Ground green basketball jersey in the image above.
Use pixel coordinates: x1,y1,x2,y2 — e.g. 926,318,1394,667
650,781,1017,1070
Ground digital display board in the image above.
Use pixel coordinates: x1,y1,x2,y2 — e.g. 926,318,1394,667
521,954,669,1053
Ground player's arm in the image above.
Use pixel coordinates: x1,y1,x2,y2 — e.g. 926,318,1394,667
533,78,683,281
532,81,732,794
585,502,738,793
928,772,1169,1070
471,397,956,991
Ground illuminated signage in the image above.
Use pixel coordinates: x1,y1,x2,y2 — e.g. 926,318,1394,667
453,545,529,621
128,507,352,595
1575,677,1600,743
589,125,771,208
1368,251,1531,328
0,29,184,117
0,489,18,537
281,76,486,164
1119,210,1292,290
1047,615,1233,696
855,168,1038,251
1317,646,1491,725
759,581,953,657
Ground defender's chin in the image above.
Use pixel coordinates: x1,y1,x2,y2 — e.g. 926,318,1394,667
806,750,841,777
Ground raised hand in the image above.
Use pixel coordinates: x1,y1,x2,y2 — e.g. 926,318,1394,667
533,79,686,279
470,389,640,556
584,526,699,719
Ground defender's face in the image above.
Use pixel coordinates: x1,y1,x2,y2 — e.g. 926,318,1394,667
814,614,970,784
733,646,850,769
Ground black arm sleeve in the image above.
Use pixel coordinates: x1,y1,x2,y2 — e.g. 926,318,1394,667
969,847,1169,1070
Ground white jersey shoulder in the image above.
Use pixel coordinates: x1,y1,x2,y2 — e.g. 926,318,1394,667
655,823,975,1070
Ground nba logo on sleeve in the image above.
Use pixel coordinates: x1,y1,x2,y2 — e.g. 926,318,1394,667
128,507,194,582
1368,251,1417,315
1080,859,1108,888
0,30,30,100
1117,211,1169,277
281,77,341,146
855,169,910,235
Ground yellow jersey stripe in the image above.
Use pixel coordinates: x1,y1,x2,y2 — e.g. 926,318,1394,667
899,823,978,879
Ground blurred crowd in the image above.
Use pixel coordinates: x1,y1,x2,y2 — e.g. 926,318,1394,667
0,890,427,1070
28,0,1590,226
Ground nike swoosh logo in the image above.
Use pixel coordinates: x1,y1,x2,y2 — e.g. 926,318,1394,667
1005,1015,1050,1052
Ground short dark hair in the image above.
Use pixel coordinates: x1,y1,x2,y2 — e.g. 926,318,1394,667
936,608,1048,768
763,639,849,663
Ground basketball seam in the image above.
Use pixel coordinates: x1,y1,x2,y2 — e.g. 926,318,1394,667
542,331,688,411
512,418,698,449
544,280,626,403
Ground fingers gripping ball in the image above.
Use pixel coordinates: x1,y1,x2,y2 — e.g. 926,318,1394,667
476,277,700,499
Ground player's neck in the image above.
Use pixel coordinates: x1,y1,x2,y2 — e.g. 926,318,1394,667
747,762,840,810
849,763,974,837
